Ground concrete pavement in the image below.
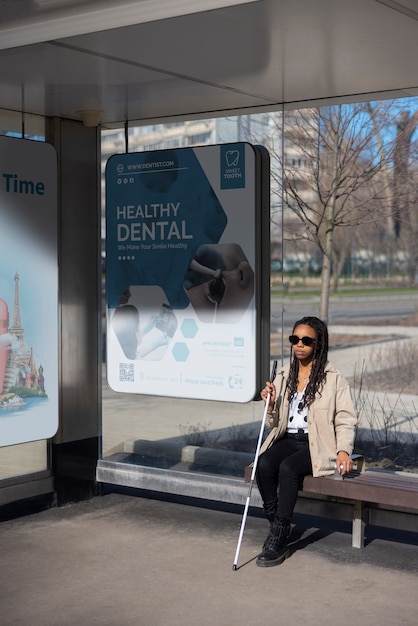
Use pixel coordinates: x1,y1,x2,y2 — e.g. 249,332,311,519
1,322,418,625
0,491,417,626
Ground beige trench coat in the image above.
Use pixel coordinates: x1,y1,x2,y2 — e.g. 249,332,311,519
259,361,358,477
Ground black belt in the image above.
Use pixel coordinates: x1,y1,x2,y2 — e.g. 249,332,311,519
286,431,308,441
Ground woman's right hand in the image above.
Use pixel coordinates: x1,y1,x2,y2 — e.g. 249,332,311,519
261,381,276,412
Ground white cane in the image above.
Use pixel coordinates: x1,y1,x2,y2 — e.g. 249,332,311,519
232,360,278,570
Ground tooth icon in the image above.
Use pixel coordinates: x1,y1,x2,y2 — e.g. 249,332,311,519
226,150,239,167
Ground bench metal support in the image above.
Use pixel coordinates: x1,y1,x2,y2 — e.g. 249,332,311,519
352,500,369,548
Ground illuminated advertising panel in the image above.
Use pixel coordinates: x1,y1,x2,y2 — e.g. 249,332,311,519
106,143,269,402
0,136,58,446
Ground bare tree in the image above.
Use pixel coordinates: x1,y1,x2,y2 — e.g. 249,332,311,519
392,110,418,237
268,104,399,322
393,111,418,285
402,159,418,286
367,104,418,283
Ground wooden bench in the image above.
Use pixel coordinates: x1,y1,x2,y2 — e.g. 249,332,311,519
302,469,418,548
245,457,418,548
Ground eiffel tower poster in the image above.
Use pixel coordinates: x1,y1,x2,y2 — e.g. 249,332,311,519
0,136,58,447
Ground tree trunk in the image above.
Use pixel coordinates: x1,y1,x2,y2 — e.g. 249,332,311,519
319,205,335,322
407,199,418,285
319,114,339,323
319,251,331,323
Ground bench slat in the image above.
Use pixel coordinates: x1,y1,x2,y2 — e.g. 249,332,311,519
303,471,418,510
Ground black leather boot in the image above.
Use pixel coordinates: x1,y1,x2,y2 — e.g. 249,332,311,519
256,515,291,567
261,500,278,549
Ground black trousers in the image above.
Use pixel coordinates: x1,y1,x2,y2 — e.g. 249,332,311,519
255,435,312,519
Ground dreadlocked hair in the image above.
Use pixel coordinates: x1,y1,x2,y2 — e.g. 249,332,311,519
286,316,329,408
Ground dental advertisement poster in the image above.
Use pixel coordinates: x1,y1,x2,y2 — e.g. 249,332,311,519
106,143,270,402
0,136,59,446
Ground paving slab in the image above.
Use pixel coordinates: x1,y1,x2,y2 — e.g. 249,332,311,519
0,492,417,626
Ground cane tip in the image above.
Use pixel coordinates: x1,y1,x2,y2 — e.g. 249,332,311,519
232,564,238,571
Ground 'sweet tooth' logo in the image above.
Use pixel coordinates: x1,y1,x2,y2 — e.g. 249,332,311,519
221,144,246,189
226,150,240,167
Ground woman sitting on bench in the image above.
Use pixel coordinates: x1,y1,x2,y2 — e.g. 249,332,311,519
256,316,358,567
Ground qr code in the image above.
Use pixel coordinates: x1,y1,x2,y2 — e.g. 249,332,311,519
119,363,134,382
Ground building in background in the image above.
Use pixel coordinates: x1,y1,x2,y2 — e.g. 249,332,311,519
101,113,277,251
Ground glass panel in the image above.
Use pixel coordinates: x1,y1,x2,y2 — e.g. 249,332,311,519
0,109,45,140
277,100,418,475
101,98,418,485
0,441,48,480
101,115,271,478
22,113,46,140
0,109,21,135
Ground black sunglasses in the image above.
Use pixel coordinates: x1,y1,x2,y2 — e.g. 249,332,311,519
289,335,316,347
